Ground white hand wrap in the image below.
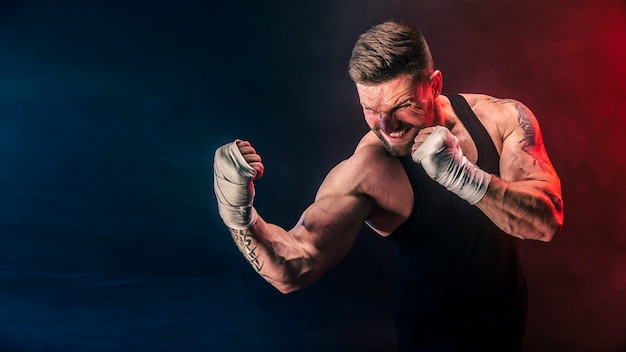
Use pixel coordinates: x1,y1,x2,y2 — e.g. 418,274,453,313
412,126,491,205
213,141,258,229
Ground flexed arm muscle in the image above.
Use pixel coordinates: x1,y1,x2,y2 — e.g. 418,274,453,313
214,140,374,293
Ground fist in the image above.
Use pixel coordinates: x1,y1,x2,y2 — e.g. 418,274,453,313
235,139,264,180
214,139,262,229
411,126,460,180
410,126,491,204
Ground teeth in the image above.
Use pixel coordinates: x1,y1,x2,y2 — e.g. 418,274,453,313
388,127,410,138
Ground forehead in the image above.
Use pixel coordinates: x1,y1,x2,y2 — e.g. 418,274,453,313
356,74,425,107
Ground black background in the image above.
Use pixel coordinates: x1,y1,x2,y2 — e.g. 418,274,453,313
2,0,626,351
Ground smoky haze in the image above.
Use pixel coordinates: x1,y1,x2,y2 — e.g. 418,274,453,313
1,0,625,351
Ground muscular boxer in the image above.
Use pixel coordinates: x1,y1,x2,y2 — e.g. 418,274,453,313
213,21,563,351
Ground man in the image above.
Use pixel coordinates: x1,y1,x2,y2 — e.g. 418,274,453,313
213,21,563,351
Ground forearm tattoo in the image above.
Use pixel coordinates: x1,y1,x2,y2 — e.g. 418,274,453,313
230,228,264,273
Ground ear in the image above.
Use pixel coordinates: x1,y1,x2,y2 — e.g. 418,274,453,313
429,70,443,97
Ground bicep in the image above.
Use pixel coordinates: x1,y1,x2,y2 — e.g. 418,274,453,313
285,147,383,271
291,192,374,268
499,101,560,188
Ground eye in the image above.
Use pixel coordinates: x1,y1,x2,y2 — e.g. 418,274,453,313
363,107,378,115
394,104,414,115
406,103,423,113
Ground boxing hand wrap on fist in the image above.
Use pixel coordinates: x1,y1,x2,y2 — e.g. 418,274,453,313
213,140,258,230
411,126,491,205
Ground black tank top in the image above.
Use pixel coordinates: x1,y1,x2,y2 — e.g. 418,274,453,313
387,94,527,351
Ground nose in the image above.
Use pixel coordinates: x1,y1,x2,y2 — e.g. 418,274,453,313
380,112,399,133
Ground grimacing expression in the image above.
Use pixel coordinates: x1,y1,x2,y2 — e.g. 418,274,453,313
357,74,436,156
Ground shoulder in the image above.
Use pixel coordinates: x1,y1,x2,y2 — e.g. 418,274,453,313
353,132,407,178
318,132,402,196
460,94,557,181
459,93,539,141
316,131,410,210
461,93,519,119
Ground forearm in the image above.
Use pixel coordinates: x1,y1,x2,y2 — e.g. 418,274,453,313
411,126,563,241
227,192,370,293
228,215,315,294
214,140,337,293
229,210,342,294
476,176,564,241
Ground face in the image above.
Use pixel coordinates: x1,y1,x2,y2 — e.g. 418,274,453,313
356,73,438,156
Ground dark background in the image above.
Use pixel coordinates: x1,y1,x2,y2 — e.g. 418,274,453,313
1,0,625,351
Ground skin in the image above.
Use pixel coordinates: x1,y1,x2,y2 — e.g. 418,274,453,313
230,71,564,294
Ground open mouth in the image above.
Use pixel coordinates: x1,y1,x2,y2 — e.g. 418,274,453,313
385,126,413,139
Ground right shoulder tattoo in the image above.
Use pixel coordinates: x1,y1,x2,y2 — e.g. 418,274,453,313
488,96,551,171
513,102,551,171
